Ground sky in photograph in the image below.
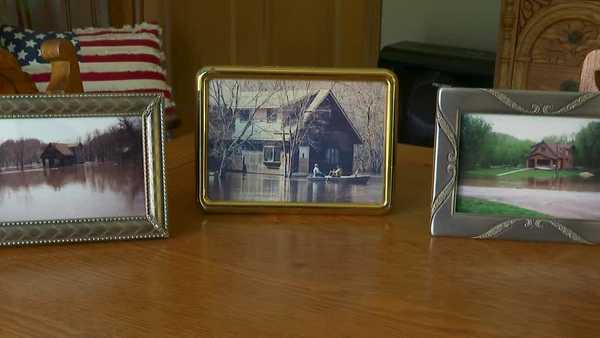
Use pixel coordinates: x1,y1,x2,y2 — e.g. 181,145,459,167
467,113,597,141
0,117,120,144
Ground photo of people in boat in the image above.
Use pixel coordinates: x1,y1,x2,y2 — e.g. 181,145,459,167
206,78,387,204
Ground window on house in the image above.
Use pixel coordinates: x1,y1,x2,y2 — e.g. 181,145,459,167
266,109,277,123
263,146,281,163
239,109,250,121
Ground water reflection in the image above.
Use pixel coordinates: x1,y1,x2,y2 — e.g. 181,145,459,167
208,173,384,204
0,163,145,222
461,175,600,192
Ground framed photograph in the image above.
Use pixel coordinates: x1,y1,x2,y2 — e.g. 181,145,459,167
0,94,168,246
432,87,600,244
196,66,397,213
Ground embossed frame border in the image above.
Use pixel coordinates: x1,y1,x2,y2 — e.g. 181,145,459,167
0,94,169,246
431,88,600,244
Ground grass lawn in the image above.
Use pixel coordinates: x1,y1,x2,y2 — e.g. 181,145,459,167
464,167,585,180
456,196,549,218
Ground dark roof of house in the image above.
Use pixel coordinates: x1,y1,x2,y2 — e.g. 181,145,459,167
42,143,79,157
231,89,363,144
528,141,573,160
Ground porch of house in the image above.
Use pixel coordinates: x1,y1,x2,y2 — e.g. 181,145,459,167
527,156,562,169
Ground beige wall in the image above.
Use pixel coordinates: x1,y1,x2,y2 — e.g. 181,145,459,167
381,0,501,52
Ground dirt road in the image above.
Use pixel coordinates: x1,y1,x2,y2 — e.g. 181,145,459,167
459,185,600,220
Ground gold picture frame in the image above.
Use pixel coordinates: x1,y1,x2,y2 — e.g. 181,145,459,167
0,94,169,246
196,66,397,214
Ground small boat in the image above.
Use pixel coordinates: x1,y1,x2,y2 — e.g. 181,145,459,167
307,175,370,184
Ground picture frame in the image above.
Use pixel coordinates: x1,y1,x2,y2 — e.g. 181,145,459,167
196,66,397,214
432,87,600,244
0,94,169,246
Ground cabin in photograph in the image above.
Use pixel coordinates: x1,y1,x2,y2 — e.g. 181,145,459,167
527,141,574,169
40,143,83,168
213,89,363,176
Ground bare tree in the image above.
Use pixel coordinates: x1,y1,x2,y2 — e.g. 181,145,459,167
208,80,275,177
334,82,385,174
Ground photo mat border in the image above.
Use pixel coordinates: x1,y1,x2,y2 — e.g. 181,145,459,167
431,88,600,244
196,66,397,214
0,93,169,246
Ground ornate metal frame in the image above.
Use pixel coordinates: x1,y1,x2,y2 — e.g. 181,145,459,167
0,93,168,246
432,88,600,244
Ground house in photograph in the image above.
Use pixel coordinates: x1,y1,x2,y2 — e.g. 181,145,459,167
526,141,574,169
40,143,84,168
220,89,363,176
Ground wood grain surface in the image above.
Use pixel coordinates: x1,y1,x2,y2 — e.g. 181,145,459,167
1,133,600,338
167,0,381,134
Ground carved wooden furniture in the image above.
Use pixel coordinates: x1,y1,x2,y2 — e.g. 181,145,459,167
2,0,181,129
495,0,600,91
580,49,600,92
0,49,38,94
0,0,142,95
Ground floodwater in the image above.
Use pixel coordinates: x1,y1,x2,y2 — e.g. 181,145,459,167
0,163,145,222
208,172,384,204
460,175,600,192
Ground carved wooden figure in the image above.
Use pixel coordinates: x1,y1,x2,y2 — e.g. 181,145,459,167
0,39,83,95
41,39,84,93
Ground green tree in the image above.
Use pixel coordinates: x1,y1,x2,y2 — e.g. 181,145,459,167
574,121,600,169
460,115,492,170
544,134,574,144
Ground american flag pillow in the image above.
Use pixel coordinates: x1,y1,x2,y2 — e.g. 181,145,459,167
0,22,175,120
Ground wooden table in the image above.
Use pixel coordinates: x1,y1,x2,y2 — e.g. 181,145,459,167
2,133,600,338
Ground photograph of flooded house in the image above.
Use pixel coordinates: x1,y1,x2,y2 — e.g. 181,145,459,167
40,143,84,168
526,141,574,169
0,117,146,222
206,79,387,204
457,113,600,221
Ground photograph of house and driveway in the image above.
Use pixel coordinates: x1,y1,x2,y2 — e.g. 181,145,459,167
206,79,387,204
457,113,600,221
0,117,145,222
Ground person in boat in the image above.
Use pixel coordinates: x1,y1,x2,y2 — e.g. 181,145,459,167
329,165,343,177
313,163,325,177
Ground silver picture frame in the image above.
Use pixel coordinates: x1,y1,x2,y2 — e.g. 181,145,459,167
432,88,600,244
0,94,168,246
